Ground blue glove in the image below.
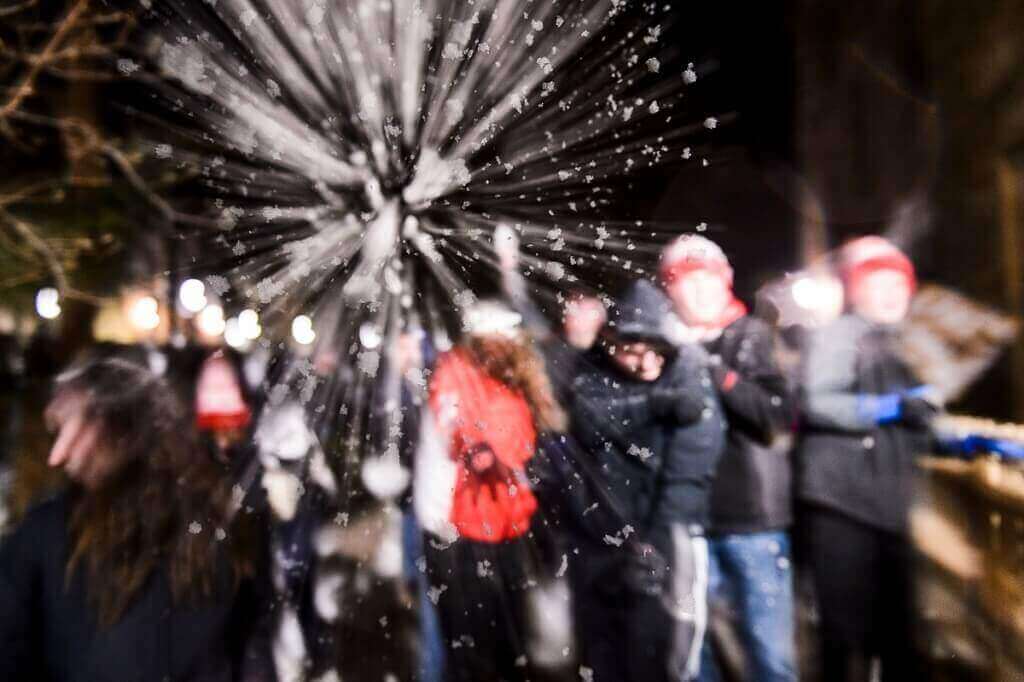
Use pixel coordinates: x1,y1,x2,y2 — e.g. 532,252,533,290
939,434,1024,460
857,393,903,425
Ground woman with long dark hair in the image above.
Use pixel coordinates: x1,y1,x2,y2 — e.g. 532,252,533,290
0,358,273,681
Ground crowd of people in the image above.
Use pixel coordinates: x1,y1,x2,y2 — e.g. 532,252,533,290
0,231,986,682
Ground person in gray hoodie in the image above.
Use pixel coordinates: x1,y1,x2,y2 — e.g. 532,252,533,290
798,236,937,681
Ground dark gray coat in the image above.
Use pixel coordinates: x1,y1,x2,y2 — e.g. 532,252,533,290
796,315,933,533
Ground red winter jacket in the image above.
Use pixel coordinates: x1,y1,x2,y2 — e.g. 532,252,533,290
429,349,537,542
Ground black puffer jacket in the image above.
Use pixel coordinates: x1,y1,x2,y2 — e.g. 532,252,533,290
0,494,275,682
570,281,727,536
797,315,934,533
704,315,796,534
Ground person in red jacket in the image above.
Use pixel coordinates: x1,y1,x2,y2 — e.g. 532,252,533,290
414,300,565,682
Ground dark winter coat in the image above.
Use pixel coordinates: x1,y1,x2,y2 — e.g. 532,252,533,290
704,315,796,534
797,315,933,533
0,493,274,682
569,281,727,537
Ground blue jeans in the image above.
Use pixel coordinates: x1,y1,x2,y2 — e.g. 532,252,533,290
697,531,797,682
402,512,446,682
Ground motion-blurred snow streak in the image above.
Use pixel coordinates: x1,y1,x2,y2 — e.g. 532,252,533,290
146,0,715,466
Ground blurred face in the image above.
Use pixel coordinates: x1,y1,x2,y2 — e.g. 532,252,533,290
609,341,665,382
849,269,912,325
564,296,606,350
45,391,123,490
665,270,732,327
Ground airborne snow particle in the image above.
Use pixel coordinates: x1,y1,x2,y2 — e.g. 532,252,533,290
427,584,448,605
546,262,565,280
646,58,660,73
704,117,718,129
117,59,139,75
205,275,230,296
443,42,462,60
357,350,380,377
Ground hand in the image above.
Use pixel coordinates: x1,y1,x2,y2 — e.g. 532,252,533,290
650,384,705,424
461,442,513,483
624,541,669,596
493,223,520,272
899,396,938,428
650,384,682,418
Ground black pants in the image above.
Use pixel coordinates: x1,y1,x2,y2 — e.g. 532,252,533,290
571,548,675,682
804,507,921,682
570,529,708,682
425,538,530,682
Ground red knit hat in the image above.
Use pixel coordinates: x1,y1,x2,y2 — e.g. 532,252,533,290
839,236,917,294
659,234,734,287
195,351,251,431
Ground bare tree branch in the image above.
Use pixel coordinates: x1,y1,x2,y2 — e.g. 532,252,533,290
0,1,38,20
0,0,90,120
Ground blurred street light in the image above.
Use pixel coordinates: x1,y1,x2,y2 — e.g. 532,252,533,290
292,315,315,345
35,287,61,320
178,278,208,314
129,295,161,331
238,308,262,340
197,304,226,337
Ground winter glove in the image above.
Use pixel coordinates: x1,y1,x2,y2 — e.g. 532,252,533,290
650,384,705,424
623,540,669,597
940,434,1024,461
898,395,938,428
461,442,515,484
857,392,903,425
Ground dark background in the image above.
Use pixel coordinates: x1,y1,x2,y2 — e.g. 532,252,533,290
1,0,1021,420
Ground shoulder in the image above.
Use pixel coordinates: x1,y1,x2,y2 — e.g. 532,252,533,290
10,493,68,536
808,315,867,348
1,492,68,562
671,341,710,370
728,314,772,339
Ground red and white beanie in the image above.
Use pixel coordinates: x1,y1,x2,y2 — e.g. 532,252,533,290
659,234,734,287
839,236,916,294
195,351,251,432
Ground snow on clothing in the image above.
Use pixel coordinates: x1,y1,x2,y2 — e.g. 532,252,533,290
0,493,274,682
426,348,538,543
703,314,796,534
569,280,726,681
571,281,726,535
797,314,933,533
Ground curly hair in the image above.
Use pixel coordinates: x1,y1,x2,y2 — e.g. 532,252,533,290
54,359,251,627
464,334,567,433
